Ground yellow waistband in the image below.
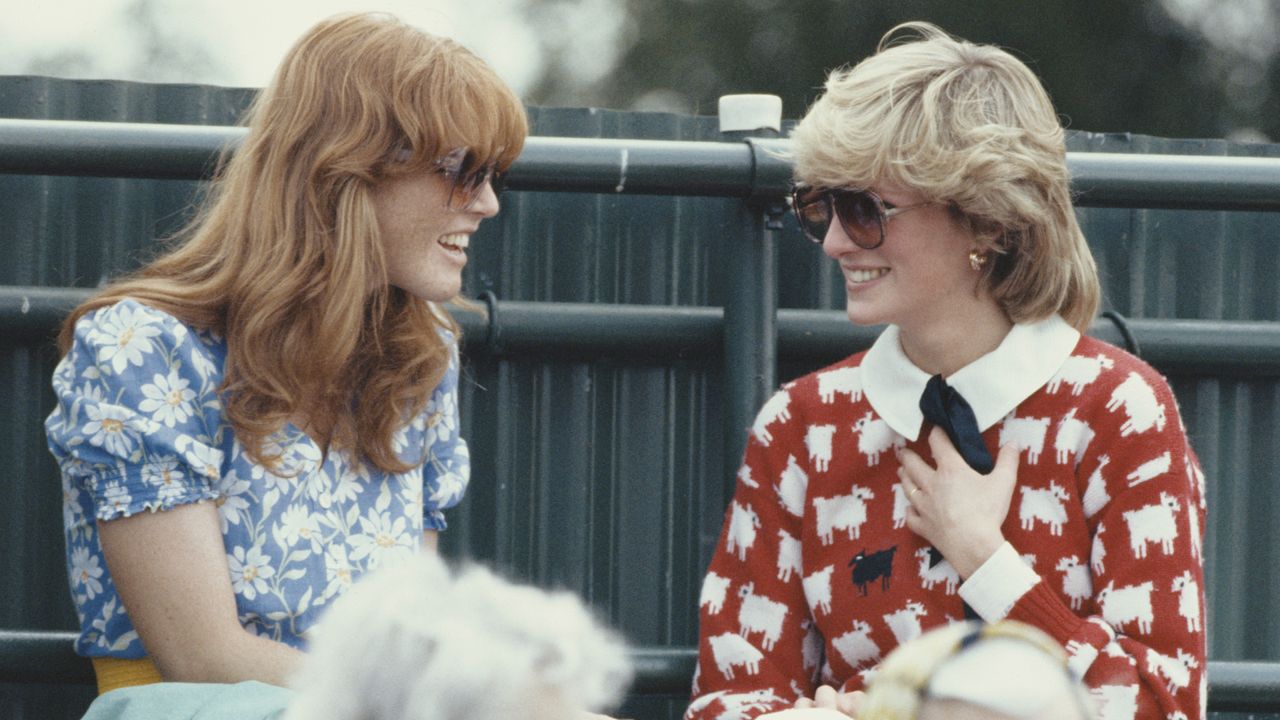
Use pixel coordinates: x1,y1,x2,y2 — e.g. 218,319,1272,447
92,656,163,695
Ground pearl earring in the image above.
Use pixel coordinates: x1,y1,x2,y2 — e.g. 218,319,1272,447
968,250,987,271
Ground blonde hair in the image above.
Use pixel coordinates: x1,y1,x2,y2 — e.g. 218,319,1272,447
58,12,528,472
791,22,1099,332
859,620,1091,720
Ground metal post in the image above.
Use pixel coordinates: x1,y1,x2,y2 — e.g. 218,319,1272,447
719,95,784,495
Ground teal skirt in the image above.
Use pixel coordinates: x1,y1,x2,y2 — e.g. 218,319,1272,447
82,681,292,720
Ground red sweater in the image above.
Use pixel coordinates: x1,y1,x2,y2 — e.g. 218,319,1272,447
687,326,1207,720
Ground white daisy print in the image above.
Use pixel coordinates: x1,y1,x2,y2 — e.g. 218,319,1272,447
100,481,132,518
70,546,105,600
228,545,274,600
347,508,412,566
83,403,139,458
141,457,188,504
277,504,323,554
139,369,196,427
323,543,354,601
215,472,252,533
91,304,164,374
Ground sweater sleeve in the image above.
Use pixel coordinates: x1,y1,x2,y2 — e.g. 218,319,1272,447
685,388,819,720
965,366,1208,720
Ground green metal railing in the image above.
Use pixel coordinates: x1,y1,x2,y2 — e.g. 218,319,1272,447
3,118,1280,713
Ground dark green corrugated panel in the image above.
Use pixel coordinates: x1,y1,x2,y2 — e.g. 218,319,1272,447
4,76,1280,720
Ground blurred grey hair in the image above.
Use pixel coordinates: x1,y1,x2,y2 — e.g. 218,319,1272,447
790,22,1100,332
284,555,632,720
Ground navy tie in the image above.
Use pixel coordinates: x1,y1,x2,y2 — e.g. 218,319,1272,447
918,374,994,474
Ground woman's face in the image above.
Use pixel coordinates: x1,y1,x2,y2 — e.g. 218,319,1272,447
821,183,984,332
372,166,500,302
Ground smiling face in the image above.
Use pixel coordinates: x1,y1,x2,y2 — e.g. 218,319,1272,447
822,184,989,333
372,167,500,302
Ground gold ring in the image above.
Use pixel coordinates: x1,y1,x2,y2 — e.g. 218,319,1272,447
909,486,919,497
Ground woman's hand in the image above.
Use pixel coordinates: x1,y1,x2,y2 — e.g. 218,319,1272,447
793,685,864,717
897,427,1020,579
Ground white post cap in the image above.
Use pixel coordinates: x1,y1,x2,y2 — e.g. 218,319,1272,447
718,94,783,133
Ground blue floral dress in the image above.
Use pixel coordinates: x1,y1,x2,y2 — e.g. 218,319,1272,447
45,299,470,658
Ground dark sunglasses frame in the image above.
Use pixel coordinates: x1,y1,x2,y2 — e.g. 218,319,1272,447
790,186,933,249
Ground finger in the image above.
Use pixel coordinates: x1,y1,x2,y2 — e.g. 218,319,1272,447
793,697,814,709
814,685,839,709
838,690,866,716
896,447,934,478
927,425,964,465
993,442,1021,482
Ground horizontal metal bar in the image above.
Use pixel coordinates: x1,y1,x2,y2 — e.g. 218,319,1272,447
6,287,1280,376
3,119,1280,209
1,631,1276,711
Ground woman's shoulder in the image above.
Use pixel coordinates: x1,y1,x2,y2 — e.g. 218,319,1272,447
64,297,225,380
1061,334,1174,396
777,351,869,407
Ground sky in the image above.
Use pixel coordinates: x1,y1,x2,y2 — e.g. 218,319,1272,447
0,0,624,97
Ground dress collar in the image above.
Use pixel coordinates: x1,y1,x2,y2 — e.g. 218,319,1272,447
861,315,1080,442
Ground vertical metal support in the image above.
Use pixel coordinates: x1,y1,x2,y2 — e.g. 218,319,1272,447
722,201,778,493
719,95,784,496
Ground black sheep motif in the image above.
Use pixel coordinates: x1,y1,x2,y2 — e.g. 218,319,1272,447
848,545,896,596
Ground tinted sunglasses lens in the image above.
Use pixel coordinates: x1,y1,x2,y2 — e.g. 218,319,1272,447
791,189,832,242
832,190,884,248
448,160,498,211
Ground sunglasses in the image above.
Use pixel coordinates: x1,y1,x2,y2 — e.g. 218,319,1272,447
432,147,505,212
790,186,934,249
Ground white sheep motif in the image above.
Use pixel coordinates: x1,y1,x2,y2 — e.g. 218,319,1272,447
883,601,928,645
1122,491,1180,559
802,565,834,615
831,619,880,671
1000,415,1050,464
1090,684,1138,720
775,455,809,518
891,483,909,529
805,424,836,473
812,488,874,545
737,583,788,651
1106,372,1167,436
699,572,731,615
1054,409,1096,466
726,502,761,562
709,633,763,680
776,529,802,582
851,412,905,466
1018,482,1070,535
1065,639,1100,677
1098,580,1155,634
737,465,758,489
914,547,959,595
1171,571,1202,633
1082,455,1112,520
1047,353,1115,395
1092,522,1107,575
817,366,864,404
752,390,792,446
1055,555,1093,610
1145,647,1199,694
1127,451,1172,486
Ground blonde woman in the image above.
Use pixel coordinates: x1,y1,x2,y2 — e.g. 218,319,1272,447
858,620,1091,720
45,12,526,699
688,23,1205,720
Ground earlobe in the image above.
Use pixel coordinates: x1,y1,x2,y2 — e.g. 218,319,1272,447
968,249,988,271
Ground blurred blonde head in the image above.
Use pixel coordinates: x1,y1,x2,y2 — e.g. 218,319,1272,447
791,22,1099,332
285,555,631,720
59,12,528,472
859,620,1091,720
